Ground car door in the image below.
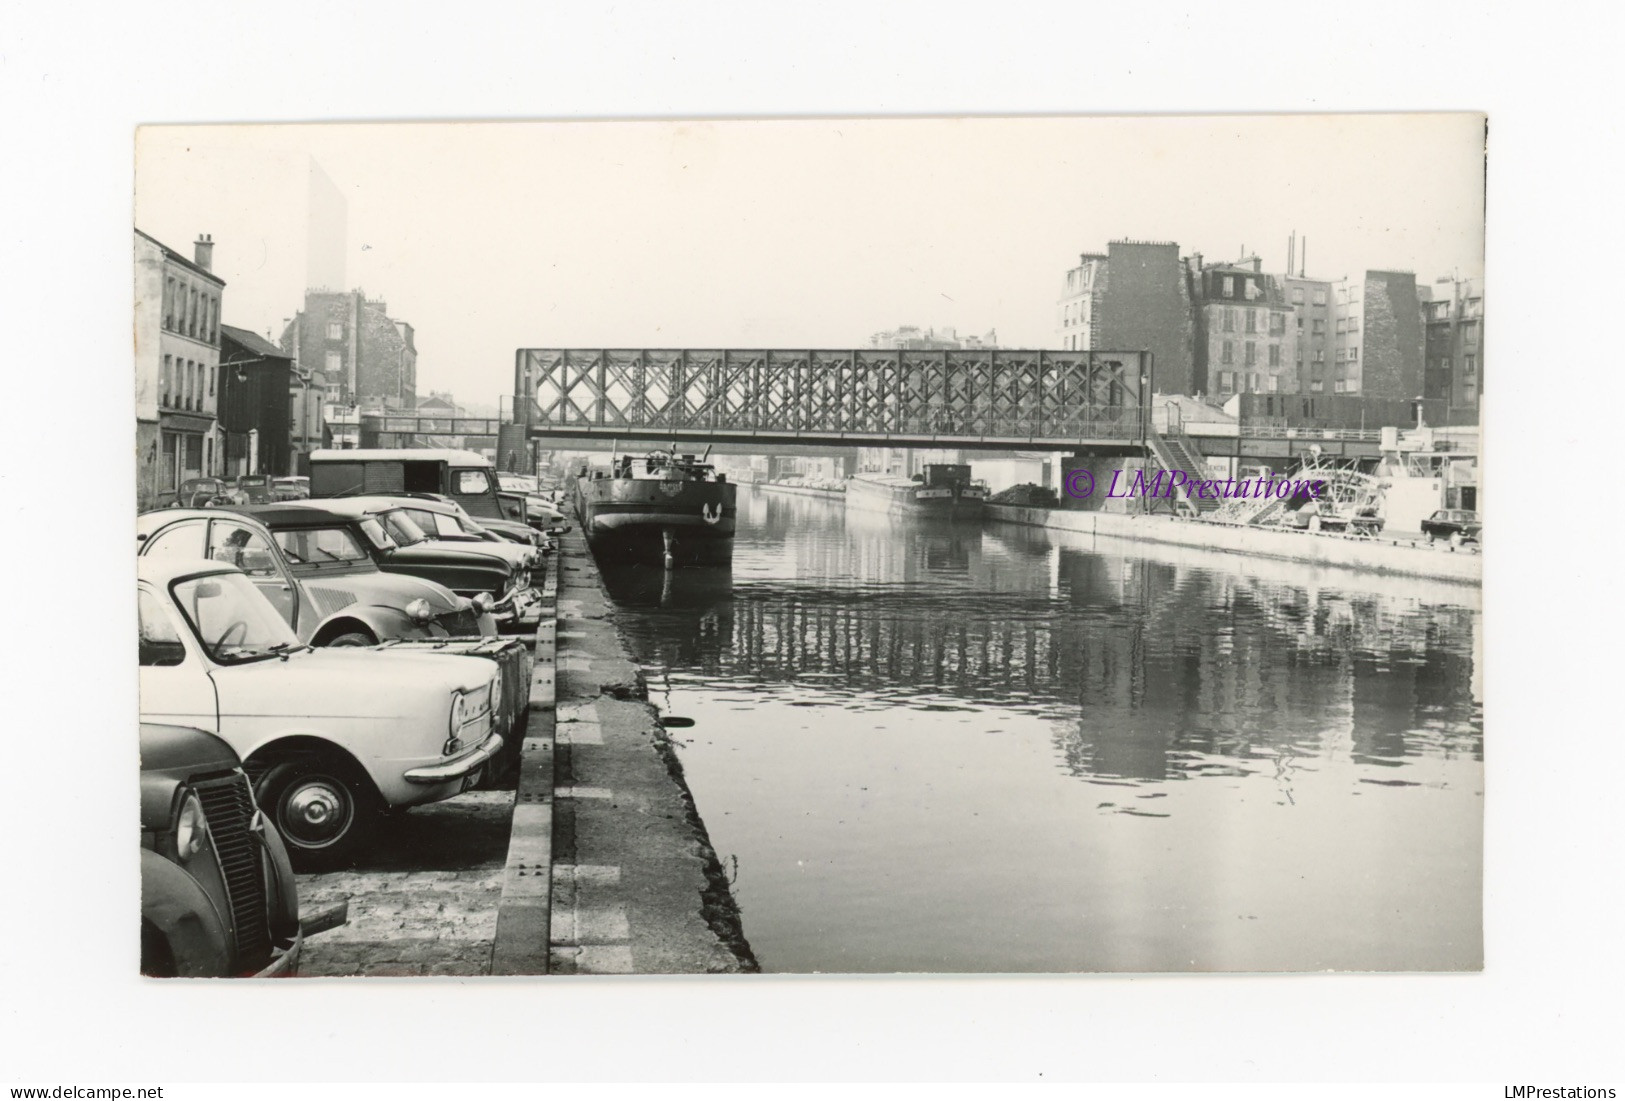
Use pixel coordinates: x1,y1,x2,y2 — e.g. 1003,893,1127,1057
136,584,218,731
141,517,208,560
206,517,300,634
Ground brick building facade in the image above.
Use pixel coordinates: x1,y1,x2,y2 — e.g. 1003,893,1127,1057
1058,240,1196,395
279,289,418,411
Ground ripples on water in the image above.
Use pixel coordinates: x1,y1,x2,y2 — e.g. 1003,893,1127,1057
600,487,1484,973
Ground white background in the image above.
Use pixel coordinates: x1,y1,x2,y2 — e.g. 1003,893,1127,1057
1,0,1619,1087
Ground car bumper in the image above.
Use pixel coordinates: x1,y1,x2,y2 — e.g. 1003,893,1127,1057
254,931,302,978
494,586,544,626
402,732,505,785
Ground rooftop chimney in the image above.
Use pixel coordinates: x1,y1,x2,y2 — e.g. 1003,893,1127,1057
194,233,214,271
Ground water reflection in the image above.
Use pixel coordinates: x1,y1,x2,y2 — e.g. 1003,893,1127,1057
615,497,1481,786
606,485,1483,971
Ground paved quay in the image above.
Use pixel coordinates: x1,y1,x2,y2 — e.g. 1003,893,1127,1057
296,524,754,977
515,521,756,974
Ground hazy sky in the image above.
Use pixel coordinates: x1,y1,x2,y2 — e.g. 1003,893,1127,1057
135,115,1485,406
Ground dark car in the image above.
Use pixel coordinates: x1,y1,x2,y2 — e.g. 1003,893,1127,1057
171,477,242,508
1420,508,1481,545
397,492,550,547
234,474,276,504
141,722,302,977
270,476,310,501
245,501,524,621
138,507,498,645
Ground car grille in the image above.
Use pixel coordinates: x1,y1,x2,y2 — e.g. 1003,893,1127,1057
437,607,482,635
194,774,272,973
310,584,359,616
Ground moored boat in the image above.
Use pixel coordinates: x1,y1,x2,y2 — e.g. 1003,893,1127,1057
844,464,987,519
573,449,737,568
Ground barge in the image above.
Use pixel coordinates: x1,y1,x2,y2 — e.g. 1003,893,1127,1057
574,448,737,568
845,464,987,520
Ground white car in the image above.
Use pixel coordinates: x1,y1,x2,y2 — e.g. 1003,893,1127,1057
137,556,506,867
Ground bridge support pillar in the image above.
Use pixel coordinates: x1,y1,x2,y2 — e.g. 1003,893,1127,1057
1058,454,1155,512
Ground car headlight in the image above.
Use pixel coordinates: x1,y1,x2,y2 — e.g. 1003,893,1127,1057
174,792,208,861
472,592,494,614
449,691,468,737
488,668,504,715
405,598,434,623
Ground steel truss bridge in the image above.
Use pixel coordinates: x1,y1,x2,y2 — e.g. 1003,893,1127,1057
513,348,1153,451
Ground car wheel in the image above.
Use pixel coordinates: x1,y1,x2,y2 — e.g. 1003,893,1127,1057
325,630,376,647
256,758,380,870
1426,532,1436,545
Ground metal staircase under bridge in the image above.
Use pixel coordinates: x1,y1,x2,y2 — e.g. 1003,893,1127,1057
1146,428,1222,517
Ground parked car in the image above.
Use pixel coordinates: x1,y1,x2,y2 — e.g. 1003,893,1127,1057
499,474,566,524
342,495,542,578
270,476,310,501
234,474,276,504
138,557,507,866
403,492,554,547
140,722,302,976
170,477,242,508
137,508,498,646
249,501,528,623
1421,508,1481,545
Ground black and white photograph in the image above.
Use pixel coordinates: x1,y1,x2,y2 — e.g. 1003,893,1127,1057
9,7,1625,1088
131,115,1484,978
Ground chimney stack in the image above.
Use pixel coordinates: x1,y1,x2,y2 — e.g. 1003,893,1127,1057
194,233,215,271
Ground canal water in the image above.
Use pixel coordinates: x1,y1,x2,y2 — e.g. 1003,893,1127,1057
598,486,1483,973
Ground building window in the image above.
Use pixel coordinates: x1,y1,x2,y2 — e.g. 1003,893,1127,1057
209,363,216,398
1244,342,1256,366
1312,289,1327,306
1218,371,1233,391
1347,315,1358,333
1221,341,1233,365
1268,345,1280,367
1245,310,1257,334
1312,319,1325,334
1441,356,1451,372
1349,346,1358,361
328,321,344,340
1270,314,1285,336
1465,354,1476,376
1291,288,1304,305
1314,350,1324,363
161,355,171,406
1266,375,1279,393
1296,317,1303,330
1333,380,1346,393
325,350,342,376
1223,308,1235,333
1311,380,1324,393
1463,322,1479,347
1464,382,1477,402
162,278,174,330
1222,276,1234,297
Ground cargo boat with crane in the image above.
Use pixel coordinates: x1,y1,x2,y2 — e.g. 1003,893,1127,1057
573,446,737,568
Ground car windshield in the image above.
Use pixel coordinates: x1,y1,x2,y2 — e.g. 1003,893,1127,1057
359,517,396,551
443,500,484,529
272,524,373,566
170,572,301,664
380,509,429,546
